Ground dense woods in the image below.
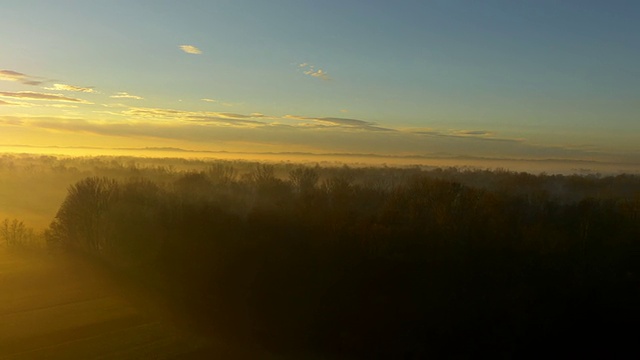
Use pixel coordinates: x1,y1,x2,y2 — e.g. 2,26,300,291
2,155,639,358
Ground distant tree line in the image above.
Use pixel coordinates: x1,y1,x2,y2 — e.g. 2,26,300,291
0,218,42,249
45,163,640,358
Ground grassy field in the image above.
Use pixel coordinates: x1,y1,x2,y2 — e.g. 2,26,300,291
0,249,305,360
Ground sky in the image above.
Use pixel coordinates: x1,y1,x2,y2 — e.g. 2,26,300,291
1,0,639,172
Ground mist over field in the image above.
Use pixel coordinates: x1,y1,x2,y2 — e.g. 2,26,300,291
1,154,639,358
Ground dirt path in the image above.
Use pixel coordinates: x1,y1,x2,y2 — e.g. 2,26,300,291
0,249,287,359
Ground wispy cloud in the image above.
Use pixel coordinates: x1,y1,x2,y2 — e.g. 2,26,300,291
285,115,392,131
110,92,143,100
101,103,128,108
179,45,202,54
2,116,281,142
118,106,272,128
0,70,45,85
201,98,217,102
0,99,78,108
305,69,329,80
45,83,96,93
411,128,524,143
122,107,187,117
0,99,22,106
298,63,330,80
0,91,92,103
455,130,492,136
0,70,26,82
217,112,267,119
188,116,266,126
43,104,80,108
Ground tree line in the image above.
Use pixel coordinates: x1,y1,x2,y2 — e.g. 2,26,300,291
44,163,640,358
0,218,42,249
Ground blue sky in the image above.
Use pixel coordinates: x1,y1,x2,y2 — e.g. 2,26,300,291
1,0,638,171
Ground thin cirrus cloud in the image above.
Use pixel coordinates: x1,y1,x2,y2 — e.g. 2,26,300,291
6,116,273,142
0,91,92,104
0,70,45,85
0,99,78,108
298,63,330,80
110,92,143,100
0,99,21,106
119,106,271,128
123,110,390,131
411,129,524,143
45,83,96,93
285,115,393,131
188,115,267,126
122,107,189,118
202,99,237,107
179,45,202,54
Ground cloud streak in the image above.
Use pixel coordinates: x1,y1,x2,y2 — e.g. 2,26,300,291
118,106,273,128
0,99,21,106
188,115,266,126
179,45,202,54
0,91,91,103
110,92,143,100
411,129,524,143
0,100,78,108
285,115,393,131
0,70,44,85
45,83,96,93
111,106,392,132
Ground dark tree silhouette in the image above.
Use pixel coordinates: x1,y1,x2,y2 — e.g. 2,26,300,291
43,162,640,359
47,177,118,254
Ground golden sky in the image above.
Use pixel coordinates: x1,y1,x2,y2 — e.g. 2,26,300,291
1,1,639,173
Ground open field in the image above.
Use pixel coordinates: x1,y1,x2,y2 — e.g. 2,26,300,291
0,249,296,360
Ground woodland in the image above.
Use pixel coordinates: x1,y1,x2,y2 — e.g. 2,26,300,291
1,154,639,358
